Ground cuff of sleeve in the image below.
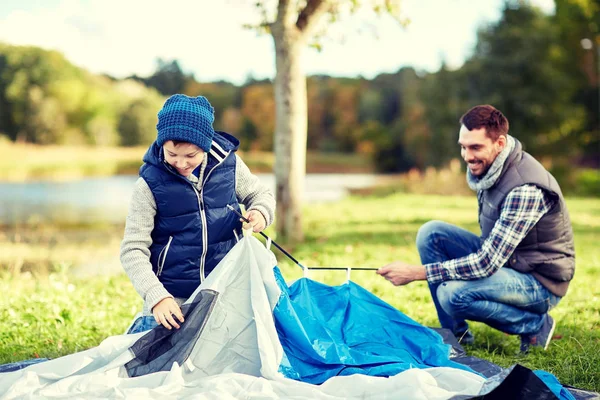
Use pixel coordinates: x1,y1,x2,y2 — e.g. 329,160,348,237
145,284,173,312
248,205,272,227
424,262,444,284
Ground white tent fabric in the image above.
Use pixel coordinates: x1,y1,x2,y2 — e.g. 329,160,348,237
0,235,486,400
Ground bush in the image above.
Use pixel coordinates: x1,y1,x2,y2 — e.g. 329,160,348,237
574,169,600,197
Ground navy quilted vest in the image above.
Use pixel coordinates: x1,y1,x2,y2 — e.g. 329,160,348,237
140,132,243,298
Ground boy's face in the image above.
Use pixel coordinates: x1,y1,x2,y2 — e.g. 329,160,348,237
163,141,205,176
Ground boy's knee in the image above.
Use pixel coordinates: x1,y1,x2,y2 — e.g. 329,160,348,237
416,220,448,251
437,281,471,315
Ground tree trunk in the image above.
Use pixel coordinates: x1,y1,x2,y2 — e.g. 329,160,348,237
272,27,307,243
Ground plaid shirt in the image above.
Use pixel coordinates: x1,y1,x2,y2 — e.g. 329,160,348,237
425,184,555,284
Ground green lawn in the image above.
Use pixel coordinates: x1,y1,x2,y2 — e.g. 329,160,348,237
0,193,598,392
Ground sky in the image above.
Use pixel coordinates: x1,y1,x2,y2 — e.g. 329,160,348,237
0,0,555,85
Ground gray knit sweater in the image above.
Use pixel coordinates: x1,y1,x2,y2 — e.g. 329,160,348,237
120,153,275,315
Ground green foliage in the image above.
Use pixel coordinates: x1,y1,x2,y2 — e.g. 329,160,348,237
0,0,598,175
118,96,163,146
464,3,585,159
0,194,598,392
367,119,414,172
358,73,401,125
574,169,600,196
0,43,164,147
0,44,82,143
368,1,598,173
417,65,468,168
554,0,600,165
238,117,259,151
555,167,600,197
137,58,193,96
240,82,276,150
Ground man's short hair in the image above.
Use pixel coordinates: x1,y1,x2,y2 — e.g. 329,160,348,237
459,105,509,141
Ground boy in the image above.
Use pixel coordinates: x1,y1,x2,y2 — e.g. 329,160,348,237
121,94,275,333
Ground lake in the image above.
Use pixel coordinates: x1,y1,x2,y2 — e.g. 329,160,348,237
0,174,379,224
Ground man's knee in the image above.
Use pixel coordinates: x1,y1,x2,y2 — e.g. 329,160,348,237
416,220,450,252
436,281,471,315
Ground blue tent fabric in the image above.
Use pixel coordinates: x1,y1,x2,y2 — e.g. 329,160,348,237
535,371,577,400
272,267,477,384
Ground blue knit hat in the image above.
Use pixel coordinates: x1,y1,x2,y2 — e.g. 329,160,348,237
156,94,215,152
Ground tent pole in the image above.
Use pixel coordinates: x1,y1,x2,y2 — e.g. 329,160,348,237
227,204,379,272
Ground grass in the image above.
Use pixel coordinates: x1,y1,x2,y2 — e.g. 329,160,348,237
0,193,598,392
0,222,124,275
0,142,146,181
0,142,372,181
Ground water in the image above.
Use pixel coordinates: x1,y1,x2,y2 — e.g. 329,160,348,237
0,173,379,224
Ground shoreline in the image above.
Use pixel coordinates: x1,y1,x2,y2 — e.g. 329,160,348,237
0,143,373,182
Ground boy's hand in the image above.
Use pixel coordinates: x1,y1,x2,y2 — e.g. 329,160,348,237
242,210,266,233
152,297,184,330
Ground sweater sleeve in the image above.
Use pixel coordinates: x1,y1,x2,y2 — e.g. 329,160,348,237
235,154,276,227
120,177,173,311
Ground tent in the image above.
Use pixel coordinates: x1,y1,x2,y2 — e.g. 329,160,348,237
0,235,596,399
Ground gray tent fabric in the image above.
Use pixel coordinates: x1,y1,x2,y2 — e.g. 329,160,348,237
125,289,219,377
449,365,560,400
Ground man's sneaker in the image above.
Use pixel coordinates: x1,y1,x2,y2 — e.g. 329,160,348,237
520,314,556,354
455,330,475,346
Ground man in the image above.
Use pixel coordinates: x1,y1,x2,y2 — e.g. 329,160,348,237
377,105,575,353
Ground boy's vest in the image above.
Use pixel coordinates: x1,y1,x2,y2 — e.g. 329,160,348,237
140,132,243,299
478,139,575,296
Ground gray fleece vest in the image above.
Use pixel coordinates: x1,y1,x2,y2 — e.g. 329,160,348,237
479,140,575,296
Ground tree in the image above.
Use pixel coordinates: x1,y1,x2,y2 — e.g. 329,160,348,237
0,43,170,146
144,59,191,96
252,0,404,243
462,2,585,159
554,0,600,166
118,96,162,146
418,63,468,168
0,44,82,143
241,83,276,150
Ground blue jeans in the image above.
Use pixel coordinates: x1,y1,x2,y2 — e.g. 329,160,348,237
416,221,561,336
127,316,159,334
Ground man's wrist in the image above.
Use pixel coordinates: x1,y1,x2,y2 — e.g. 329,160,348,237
414,264,427,280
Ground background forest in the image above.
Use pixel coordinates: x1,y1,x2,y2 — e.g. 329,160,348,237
1,1,597,195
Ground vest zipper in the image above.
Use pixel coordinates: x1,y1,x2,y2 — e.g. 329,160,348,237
157,236,173,276
194,188,209,283
196,153,229,283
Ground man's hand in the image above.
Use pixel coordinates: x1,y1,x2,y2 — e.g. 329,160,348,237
377,261,427,286
242,210,266,233
152,297,184,330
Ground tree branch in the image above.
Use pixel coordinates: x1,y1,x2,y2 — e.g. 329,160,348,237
275,0,295,27
296,0,329,35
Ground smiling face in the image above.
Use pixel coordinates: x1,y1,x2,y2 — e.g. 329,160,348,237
163,140,205,176
458,125,506,177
